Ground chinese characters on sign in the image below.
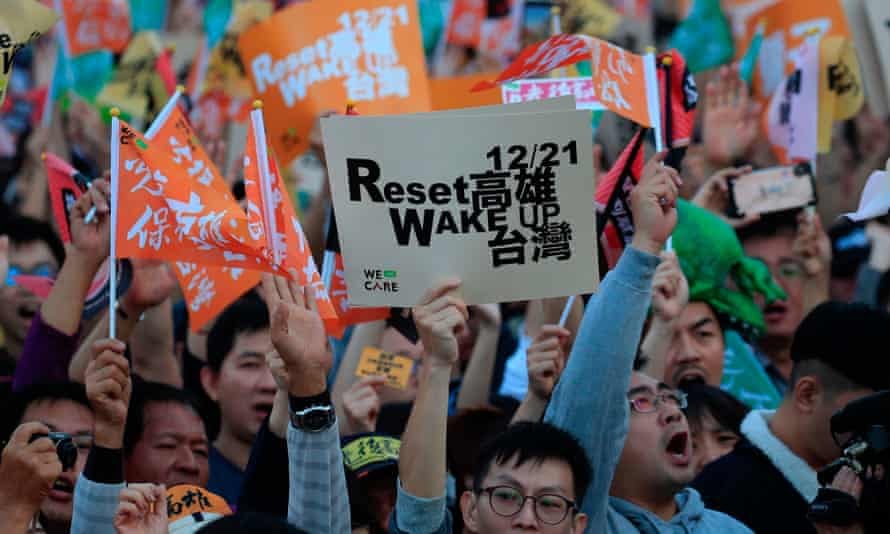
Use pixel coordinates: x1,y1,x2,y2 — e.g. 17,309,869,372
501,77,604,110
322,103,598,306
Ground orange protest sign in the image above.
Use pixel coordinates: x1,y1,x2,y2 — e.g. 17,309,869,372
355,346,414,389
174,262,262,333
589,37,650,127
113,118,265,271
472,34,594,91
238,0,432,166
60,0,131,56
738,0,850,99
244,107,343,336
429,73,501,110
446,0,485,48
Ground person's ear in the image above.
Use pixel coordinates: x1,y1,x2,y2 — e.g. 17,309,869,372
793,376,821,415
572,512,588,533
200,365,220,402
460,490,481,532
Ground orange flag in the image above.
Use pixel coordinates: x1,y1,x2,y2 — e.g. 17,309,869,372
244,103,343,336
112,115,266,272
59,0,131,55
145,92,263,332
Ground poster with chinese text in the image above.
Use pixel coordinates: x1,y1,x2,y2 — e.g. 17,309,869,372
239,0,431,166
321,109,598,306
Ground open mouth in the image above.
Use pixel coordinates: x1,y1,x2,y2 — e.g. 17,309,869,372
17,304,37,320
676,370,706,388
763,301,788,324
253,402,273,419
49,478,74,500
665,431,691,465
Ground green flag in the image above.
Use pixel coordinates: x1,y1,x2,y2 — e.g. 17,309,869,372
669,0,734,73
739,20,765,85
721,330,782,410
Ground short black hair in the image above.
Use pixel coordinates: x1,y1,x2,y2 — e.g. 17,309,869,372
205,292,269,372
196,512,307,533
681,383,749,436
0,214,65,266
124,378,205,457
3,382,90,441
472,422,592,507
735,210,799,244
790,359,862,398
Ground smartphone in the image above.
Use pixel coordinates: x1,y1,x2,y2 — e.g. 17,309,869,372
728,162,817,218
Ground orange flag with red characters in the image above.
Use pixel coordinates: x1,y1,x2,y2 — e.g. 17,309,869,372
244,104,342,336
59,0,131,56
144,92,263,332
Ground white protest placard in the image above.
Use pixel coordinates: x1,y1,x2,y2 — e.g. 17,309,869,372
842,0,889,117
864,0,890,116
501,78,604,111
321,109,598,306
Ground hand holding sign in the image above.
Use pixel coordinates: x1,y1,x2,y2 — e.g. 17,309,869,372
412,279,468,369
630,152,681,256
691,166,761,228
262,270,332,397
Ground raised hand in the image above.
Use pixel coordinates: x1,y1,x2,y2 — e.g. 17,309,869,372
651,251,689,323
412,279,468,369
341,376,385,435
120,260,177,316
630,152,682,255
113,483,167,534
793,211,831,279
85,338,132,448
261,270,331,396
69,176,111,267
702,65,761,167
691,166,761,228
527,325,571,400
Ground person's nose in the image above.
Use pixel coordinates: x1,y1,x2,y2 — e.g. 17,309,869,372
658,400,684,426
257,367,278,393
674,332,701,364
512,497,539,529
175,447,201,476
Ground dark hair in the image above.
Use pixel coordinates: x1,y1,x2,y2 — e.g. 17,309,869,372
681,383,749,436
196,512,307,533
0,215,65,266
448,408,510,490
124,378,205,457
790,359,862,398
472,422,592,507
735,210,799,244
3,382,90,441
205,292,268,372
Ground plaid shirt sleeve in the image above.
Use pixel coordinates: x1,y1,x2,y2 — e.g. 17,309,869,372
70,475,123,534
287,419,352,533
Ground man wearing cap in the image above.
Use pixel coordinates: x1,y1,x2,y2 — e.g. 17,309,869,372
692,301,890,533
342,433,400,533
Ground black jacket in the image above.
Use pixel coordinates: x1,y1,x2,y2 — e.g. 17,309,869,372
692,439,816,534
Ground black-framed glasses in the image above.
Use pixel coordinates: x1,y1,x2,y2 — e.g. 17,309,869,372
480,485,576,525
628,390,688,414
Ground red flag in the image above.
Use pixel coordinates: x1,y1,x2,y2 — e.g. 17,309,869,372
471,34,594,91
244,104,342,336
43,152,90,243
657,50,698,153
156,46,177,97
595,130,646,269
322,215,390,330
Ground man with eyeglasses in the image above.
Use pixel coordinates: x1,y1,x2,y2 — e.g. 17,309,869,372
737,211,830,394
2,382,95,534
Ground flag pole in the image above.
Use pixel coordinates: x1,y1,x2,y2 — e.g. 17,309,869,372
643,47,664,154
144,86,183,140
251,100,283,268
108,107,121,339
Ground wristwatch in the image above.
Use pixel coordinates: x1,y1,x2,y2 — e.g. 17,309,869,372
289,391,336,433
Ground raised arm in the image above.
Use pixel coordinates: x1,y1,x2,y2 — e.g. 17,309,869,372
455,303,502,410
639,251,689,383
544,151,679,528
14,179,110,390
262,271,351,533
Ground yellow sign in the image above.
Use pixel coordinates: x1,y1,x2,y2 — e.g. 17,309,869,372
355,346,414,390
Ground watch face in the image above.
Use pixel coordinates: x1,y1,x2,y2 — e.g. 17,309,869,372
305,411,328,429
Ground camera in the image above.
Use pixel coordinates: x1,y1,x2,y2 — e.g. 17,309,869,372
29,432,78,472
808,390,890,532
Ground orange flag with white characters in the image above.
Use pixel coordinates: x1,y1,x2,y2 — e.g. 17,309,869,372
174,261,262,333
244,105,343,336
145,92,263,332
113,117,267,272
59,0,131,55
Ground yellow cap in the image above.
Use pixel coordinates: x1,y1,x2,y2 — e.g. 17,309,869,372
662,55,673,66
805,27,821,37
176,84,186,94
551,5,561,14
110,107,121,117
346,99,356,107
252,99,263,109
645,46,657,54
